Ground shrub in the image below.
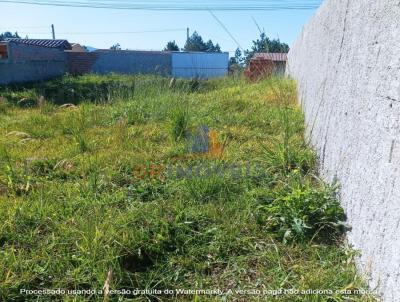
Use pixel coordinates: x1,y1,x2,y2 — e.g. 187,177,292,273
257,186,348,244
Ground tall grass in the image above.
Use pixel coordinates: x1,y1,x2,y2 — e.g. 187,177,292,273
169,100,190,141
0,74,376,302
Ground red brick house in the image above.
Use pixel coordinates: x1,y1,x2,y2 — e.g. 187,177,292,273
245,53,287,80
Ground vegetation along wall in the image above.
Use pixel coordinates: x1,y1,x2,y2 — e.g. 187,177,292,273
287,1,400,301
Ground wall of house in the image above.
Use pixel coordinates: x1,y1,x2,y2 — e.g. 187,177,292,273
67,51,171,76
92,51,172,76
245,59,286,80
0,43,66,84
171,52,229,79
67,51,228,79
1,47,229,85
66,52,98,75
273,62,286,75
287,1,400,301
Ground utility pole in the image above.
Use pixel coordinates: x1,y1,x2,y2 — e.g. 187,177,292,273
186,27,189,42
51,24,55,40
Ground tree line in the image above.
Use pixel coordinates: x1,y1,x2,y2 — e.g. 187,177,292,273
0,31,20,41
163,31,289,66
109,30,289,66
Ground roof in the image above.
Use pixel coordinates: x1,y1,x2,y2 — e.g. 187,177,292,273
252,53,288,62
4,38,72,50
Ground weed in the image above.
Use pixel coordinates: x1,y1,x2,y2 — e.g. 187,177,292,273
0,148,32,195
169,101,190,141
0,97,8,114
256,185,348,244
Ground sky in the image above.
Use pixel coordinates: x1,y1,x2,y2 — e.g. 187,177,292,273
0,2,320,55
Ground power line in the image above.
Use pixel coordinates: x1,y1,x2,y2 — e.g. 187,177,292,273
57,29,187,35
0,0,323,11
0,26,48,29
208,10,244,52
3,28,186,34
251,16,263,35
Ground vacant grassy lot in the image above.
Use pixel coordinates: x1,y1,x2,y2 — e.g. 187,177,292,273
0,75,375,301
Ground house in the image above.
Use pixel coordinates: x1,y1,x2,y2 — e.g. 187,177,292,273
245,52,287,80
4,38,72,50
0,39,71,84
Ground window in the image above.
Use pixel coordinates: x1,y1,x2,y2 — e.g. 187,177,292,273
0,44,8,59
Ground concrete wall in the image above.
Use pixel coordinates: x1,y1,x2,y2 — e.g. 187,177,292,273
171,52,229,79
67,51,229,79
92,50,171,76
1,47,228,83
67,51,171,76
0,43,66,84
287,1,400,301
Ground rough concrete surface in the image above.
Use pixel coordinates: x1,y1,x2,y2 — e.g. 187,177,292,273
287,1,400,301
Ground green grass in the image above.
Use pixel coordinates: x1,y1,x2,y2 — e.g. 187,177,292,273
0,74,376,301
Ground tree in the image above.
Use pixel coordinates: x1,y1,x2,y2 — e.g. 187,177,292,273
164,40,179,51
205,39,221,52
229,48,245,75
244,32,289,63
229,48,244,66
183,31,221,52
110,43,121,50
0,31,20,41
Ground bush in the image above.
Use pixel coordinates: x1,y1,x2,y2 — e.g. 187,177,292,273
257,186,348,244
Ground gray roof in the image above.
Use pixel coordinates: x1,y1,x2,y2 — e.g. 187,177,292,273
253,53,288,62
4,38,72,50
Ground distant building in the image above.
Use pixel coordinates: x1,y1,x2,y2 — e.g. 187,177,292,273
0,42,7,59
1,38,229,84
245,52,287,80
68,50,229,79
4,38,72,50
0,39,70,84
68,43,87,52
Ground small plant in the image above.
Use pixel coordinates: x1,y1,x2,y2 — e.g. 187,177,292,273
257,186,348,244
0,148,32,195
74,132,90,153
69,105,91,153
0,97,8,114
114,117,130,148
261,137,315,176
38,95,55,115
169,101,190,141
